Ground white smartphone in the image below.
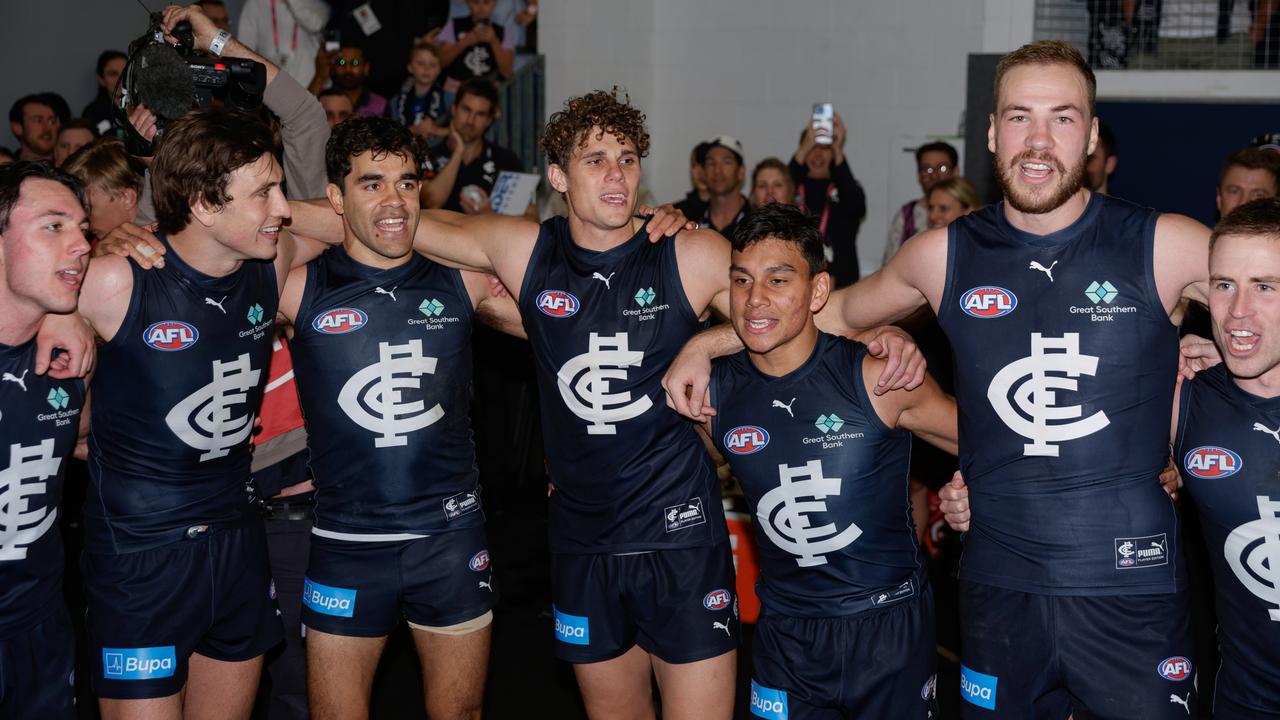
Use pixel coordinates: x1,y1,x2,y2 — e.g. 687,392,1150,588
812,103,834,145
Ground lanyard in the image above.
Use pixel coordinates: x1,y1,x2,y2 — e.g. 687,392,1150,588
797,184,834,239
271,0,299,53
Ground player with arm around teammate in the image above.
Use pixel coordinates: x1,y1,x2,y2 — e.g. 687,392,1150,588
276,115,521,720
707,204,956,719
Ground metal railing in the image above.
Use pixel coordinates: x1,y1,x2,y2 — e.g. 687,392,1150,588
489,54,546,174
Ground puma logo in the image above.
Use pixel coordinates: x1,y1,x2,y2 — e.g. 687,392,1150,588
205,295,227,314
712,620,730,636
1029,260,1058,282
2,370,28,392
375,286,398,302
479,580,492,592
591,272,615,289
771,397,795,417
1253,422,1280,446
1168,693,1190,714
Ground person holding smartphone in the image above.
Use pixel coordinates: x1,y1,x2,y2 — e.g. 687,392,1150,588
789,107,867,286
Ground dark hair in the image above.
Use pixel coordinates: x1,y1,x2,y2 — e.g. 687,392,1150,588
692,141,712,166
325,116,420,186
1220,147,1280,189
59,119,99,138
95,50,127,78
193,0,226,7
0,161,86,235
0,147,14,164
540,87,650,168
915,141,958,168
1096,122,1117,157
8,93,71,126
731,203,826,275
1210,197,1280,250
455,78,500,111
995,40,1096,118
151,109,275,235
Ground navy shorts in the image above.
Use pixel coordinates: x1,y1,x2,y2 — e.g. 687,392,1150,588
84,521,283,699
551,543,738,664
1212,653,1280,719
958,581,1195,719
302,526,495,637
0,606,75,719
749,587,937,720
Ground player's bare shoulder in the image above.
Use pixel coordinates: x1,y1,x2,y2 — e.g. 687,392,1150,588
673,227,732,314
80,254,136,342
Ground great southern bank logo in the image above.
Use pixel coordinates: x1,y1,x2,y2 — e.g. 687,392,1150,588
102,646,176,680
960,286,1017,318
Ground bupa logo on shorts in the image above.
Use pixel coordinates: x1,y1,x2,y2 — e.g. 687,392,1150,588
664,497,707,532
312,307,368,334
469,549,490,572
724,425,769,455
960,665,998,710
552,605,589,645
536,290,579,318
703,588,732,611
749,680,788,720
960,286,1018,318
1158,656,1193,682
143,321,199,351
1183,446,1242,479
1114,533,1169,570
443,490,481,521
303,578,356,618
102,646,176,680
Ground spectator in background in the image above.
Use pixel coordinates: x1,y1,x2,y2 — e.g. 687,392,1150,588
925,177,980,229
672,141,711,219
749,157,796,208
194,0,232,31
61,137,145,241
448,0,537,50
1131,0,1253,69
1254,132,1280,153
9,93,69,163
700,135,750,239
390,43,449,139
1086,122,1118,194
1218,146,1280,218
884,140,956,267
81,50,126,135
237,0,329,88
791,113,867,285
436,0,516,95
424,78,534,218
310,46,388,118
318,89,355,129
52,120,97,168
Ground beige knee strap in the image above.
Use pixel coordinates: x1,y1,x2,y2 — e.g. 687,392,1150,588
409,610,493,636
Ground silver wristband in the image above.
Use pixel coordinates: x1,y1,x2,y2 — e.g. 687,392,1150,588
209,29,232,56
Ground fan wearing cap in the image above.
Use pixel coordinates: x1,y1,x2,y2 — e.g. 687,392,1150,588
700,135,750,239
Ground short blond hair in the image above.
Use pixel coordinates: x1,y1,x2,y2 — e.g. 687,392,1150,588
61,137,145,197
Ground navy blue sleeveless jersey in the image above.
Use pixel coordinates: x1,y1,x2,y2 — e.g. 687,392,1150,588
0,340,84,634
518,217,724,553
935,194,1183,595
1175,365,1280,713
87,235,277,553
290,246,482,538
710,334,921,617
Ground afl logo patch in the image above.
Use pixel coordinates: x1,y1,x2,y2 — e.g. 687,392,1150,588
1183,446,1242,479
960,286,1017,318
312,307,368,334
703,588,732,611
469,550,490,572
536,290,579,318
1157,656,1193,681
724,425,769,455
143,321,199,351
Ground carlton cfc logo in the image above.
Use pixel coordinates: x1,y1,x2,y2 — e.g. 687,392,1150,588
143,321,199,351
1158,656,1193,681
469,550,490,572
703,588,732,611
960,286,1018,318
1184,446,1242,479
536,290,579,318
313,307,368,334
724,426,769,455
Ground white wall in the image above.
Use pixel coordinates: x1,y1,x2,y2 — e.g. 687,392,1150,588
543,0,997,273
